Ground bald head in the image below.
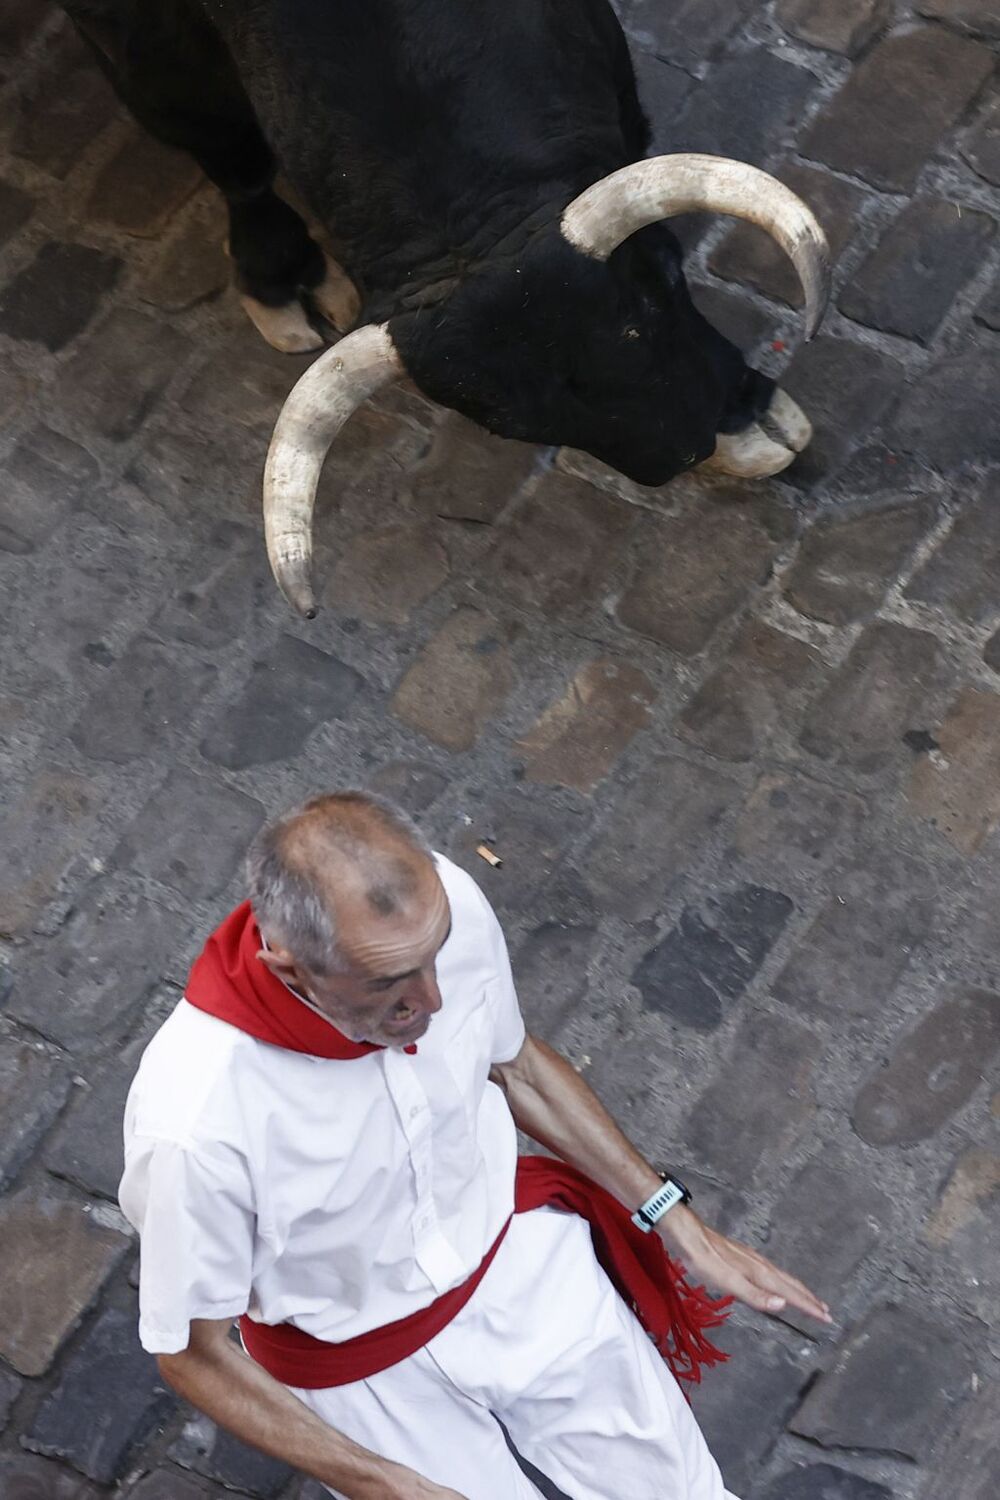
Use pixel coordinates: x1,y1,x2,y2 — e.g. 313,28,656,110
246,791,435,976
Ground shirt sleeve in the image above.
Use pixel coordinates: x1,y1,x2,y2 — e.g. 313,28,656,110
119,1134,256,1355
476,887,527,1064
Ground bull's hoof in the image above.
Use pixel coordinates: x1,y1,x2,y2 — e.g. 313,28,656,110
239,293,325,354
700,388,812,479
308,253,362,333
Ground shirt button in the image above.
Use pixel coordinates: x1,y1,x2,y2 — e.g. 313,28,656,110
409,1105,420,1120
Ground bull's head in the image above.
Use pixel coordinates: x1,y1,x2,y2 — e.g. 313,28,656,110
264,155,829,617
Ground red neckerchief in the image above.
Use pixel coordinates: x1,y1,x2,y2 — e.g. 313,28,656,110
186,900,398,1058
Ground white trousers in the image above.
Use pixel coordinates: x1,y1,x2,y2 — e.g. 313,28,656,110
290,1208,739,1500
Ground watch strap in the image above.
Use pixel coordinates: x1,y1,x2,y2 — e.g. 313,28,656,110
631,1173,691,1233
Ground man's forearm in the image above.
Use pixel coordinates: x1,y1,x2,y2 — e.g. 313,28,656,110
493,1035,664,1212
159,1328,428,1500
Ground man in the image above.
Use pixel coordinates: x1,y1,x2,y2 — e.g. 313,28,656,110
120,791,829,1500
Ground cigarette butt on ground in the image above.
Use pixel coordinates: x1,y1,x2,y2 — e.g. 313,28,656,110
476,843,503,868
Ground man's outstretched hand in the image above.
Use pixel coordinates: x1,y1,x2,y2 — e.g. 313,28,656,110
659,1207,833,1325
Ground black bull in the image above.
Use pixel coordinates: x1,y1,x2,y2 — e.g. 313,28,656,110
61,0,830,616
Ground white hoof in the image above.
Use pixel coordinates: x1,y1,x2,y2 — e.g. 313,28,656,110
700,426,796,479
762,388,812,453
310,253,362,333
701,387,812,479
239,293,325,354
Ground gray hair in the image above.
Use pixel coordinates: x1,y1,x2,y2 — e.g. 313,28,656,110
245,790,431,976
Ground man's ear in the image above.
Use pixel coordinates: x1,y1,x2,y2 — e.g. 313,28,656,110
257,946,302,989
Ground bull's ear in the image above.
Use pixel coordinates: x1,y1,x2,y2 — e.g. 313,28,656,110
263,324,403,617
561,154,830,340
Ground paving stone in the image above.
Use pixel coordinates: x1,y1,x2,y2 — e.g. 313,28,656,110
909,688,1000,855
790,1303,974,1459
0,1035,70,1188
448,797,586,909
404,412,538,524
0,1365,20,1431
782,336,905,485
124,427,253,528
0,1187,128,1376
0,769,99,937
202,633,364,770
907,485,1000,625
632,51,692,151
633,884,793,1031
853,989,1000,1147
924,1148,1000,1321
152,523,263,647
891,344,1000,472
758,1463,892,1500
55,309,191,443
763,1156,890,1333
115,768,265,899
45,1030,154,1199
170,1414,294,1498
962,95,1000,186
71,636,216,765
784,500,933,625
0,242,122,352
684,1011,819,1182
710,164,864,310
0,425,100,555
130,1470,210,1500
689,1324,808,1494
12,28,120,178
140,194,230,311
800,622,947,774
0,1454,100,1498
585,756,739,921
920,1379,1000,1500
0,176,34,246
489,471,631,623
801,28,994,193
9,882,181,1049
689,280,774,354
515,657,655,793
776,0,890,54
180,334,314,437
325,522,449,624
732,773,862,873
673,50,817,168
392,607,514,752
618,498,783,656
368,760,448,814
840,199,995,343
918,0,1000,39
25,1306,175,1484
621,0,754,69
772,853,936,1020
511,923,598,1038
86,128,202,237
678,620,822,763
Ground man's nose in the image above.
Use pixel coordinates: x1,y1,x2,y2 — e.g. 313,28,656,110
416,971,443,1015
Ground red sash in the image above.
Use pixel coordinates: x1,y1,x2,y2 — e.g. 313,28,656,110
187,903,731,1390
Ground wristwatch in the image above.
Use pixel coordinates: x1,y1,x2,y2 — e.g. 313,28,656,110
630,1170,692,1233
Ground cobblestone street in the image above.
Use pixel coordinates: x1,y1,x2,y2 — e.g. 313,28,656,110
1,1,999,1496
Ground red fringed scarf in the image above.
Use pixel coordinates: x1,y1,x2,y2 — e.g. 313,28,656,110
186,902,731,1390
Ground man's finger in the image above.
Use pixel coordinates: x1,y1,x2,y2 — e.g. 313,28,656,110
751,1265,831,1322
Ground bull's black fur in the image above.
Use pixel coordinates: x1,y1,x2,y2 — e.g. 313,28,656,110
62,0,774,485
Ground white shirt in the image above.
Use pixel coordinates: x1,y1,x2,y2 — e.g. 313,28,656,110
119,855,526,1356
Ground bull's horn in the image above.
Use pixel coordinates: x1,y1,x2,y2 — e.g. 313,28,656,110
561,154,830,339
263,323,402,617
